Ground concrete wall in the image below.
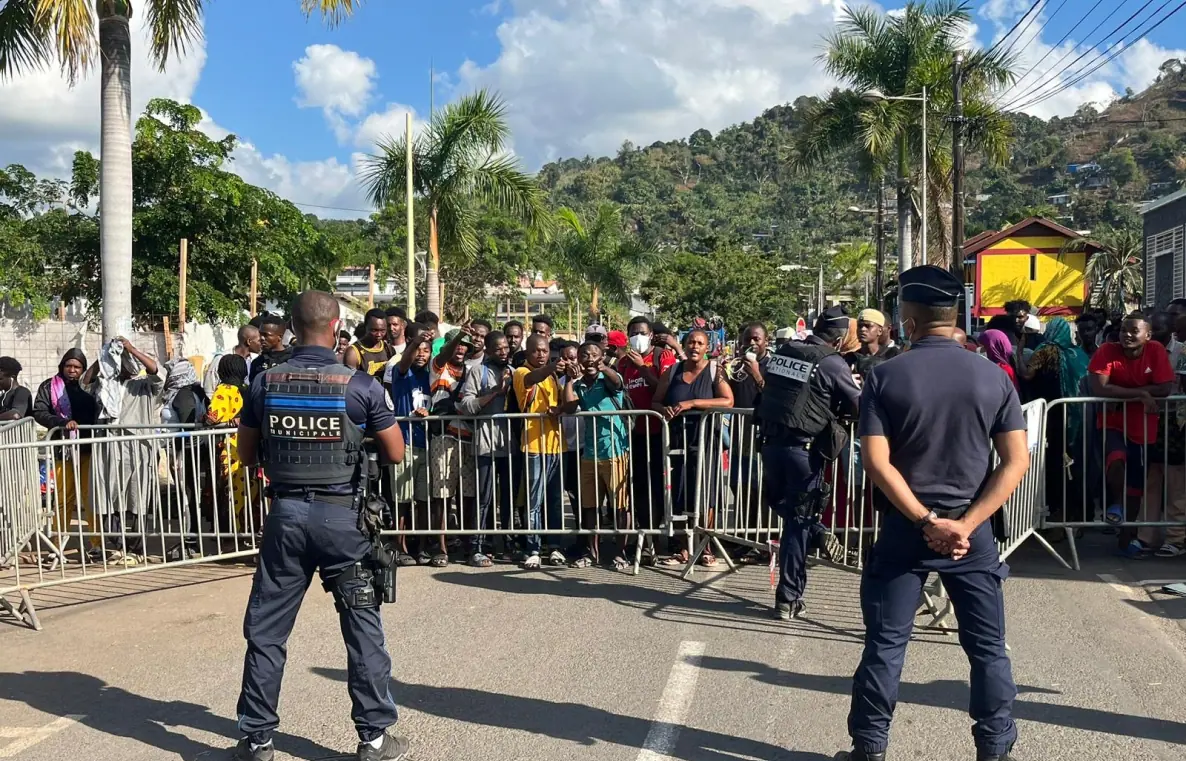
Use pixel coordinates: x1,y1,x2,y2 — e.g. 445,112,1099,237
0,312,239,392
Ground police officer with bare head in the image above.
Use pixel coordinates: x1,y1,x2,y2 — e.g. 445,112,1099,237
841,266,1029,761
231,291,409,761
756,305,859,620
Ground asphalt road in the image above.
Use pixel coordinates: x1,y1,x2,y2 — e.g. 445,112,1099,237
2,536,1186,761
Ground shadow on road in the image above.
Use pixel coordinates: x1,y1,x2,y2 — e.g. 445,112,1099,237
429,565,958,646
311,667,833,761
695,655,1186,746
0,671,343,760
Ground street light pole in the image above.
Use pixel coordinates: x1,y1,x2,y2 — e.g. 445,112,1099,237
875,180,886,311
921,85,927,266
952,53,966,274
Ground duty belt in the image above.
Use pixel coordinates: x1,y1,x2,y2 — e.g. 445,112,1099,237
931,506,970,520
268,487,358,509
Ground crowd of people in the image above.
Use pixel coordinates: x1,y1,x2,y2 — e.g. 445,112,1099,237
3,296,1185,570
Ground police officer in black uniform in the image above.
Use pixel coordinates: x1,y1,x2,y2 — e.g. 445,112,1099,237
756,306,860,620
231,291,410,761
841,267,1029,761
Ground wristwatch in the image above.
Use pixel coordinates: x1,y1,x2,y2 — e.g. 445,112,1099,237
914,510,938,529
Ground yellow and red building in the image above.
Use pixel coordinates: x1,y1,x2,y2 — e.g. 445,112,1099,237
963,216,1103,319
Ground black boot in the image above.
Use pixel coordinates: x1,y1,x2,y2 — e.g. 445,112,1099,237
230,739,274,761
977,747,1015,761
838,750,886,761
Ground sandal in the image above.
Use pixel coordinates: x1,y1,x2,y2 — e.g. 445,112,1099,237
1105,504,1125,526
416,550,432,565
522,553,541,569
397,553,418,567
570,556,595,569
430,553,450,568
612,555,630,572
656,555,685,567
1156,543,1186,558
699,552,718,567
468,553,492,568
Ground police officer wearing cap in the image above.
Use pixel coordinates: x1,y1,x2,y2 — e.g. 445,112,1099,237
756,305,860,620
841,267,1029,761
231,291,410,761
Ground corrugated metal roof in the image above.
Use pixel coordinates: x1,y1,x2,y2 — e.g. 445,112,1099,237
1141,187,1186,215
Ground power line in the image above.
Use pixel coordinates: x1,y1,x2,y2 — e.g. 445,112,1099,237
1008,0,1186,113
990,0,1108,107
983,0,1047,60
289,200,377,214
1002,0,1165,112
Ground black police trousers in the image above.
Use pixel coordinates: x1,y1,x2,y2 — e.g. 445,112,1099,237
848,510,1017,757
236,494,398,745
761,443,827,604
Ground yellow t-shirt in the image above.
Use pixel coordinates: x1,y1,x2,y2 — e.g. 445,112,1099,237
513,366,563,455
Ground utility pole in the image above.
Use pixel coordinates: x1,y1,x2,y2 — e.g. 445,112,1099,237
875,181,886,312
951,51,966,274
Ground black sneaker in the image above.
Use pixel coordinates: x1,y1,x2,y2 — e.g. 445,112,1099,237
357,732,411,761
231,739,274,761
978,746,1015,761
837,750,886,761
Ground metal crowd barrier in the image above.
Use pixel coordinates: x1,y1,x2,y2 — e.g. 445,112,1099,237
0,424,267,630
378,411,683,570
0,418,41,626
1042,395,1186,570
682,404,1057,628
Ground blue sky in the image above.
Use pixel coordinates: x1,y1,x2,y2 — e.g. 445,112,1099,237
2,0,1184,217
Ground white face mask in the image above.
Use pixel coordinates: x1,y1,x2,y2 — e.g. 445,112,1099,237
629,334,652,353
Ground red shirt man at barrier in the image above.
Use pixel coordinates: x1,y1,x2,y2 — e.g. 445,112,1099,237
1087,312,1174,555
618,316,677,560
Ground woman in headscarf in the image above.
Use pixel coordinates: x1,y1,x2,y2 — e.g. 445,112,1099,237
33,349,100,553
1021,317,1092,530
979,329,1018,390
161,359,205,425
205,354,252,533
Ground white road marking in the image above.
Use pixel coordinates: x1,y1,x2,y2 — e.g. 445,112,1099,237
1097,573,1133,596
0,715,84,758
636,640,707,761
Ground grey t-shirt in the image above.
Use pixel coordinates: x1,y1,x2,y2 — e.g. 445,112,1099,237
859,336,1025,508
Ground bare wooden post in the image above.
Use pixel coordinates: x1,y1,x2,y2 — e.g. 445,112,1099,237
249,258,258,315
368,264,376,307
523,298,529,325
178,238,188,332
406,112,417,315
162,316,174,359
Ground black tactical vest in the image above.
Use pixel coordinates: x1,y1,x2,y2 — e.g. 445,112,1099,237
259,362,365,487
756,341,837,437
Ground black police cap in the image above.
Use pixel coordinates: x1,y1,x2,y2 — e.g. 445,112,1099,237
812,305,850,332
899,265,963,307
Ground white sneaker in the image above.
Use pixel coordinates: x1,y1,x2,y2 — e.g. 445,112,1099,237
548,550,567,566
522,553,541,569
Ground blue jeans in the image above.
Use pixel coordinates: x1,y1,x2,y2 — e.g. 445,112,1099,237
473,455,514,554
525,453,563,555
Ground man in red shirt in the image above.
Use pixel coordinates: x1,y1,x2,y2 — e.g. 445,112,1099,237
1087,312,1175,554
618,316,677,562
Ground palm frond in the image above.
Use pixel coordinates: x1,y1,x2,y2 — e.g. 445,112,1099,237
33,0,95,84
0,0,52,76
428,89,511,179
144,0,206,69
300,0,361,26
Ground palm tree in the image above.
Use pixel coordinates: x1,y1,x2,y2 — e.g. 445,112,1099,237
1061,227,1143,314
548,204,657,320
794,1,1016,272
0,0,360,339
361,89,548,319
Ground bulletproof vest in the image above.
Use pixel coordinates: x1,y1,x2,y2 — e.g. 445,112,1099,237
260,362,365,487
756,341,837,437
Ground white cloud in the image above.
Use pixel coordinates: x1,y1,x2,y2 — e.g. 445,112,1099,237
353,103,427,150
978,2,1186,119
293,43,377,118
456,0,847,167
0,15,206,179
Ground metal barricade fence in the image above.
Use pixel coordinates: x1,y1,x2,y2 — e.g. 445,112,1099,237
1043,395,1186,570
0,424,267,630
377,410,683,568
1,418,41,567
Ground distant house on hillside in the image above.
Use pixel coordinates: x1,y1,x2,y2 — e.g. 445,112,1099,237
1142,187,1186,310
963,217,1103,319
